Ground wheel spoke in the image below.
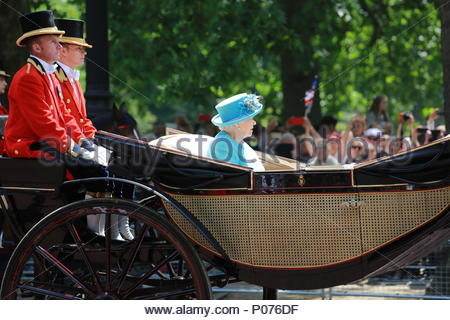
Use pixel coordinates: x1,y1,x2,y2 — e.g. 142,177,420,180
18,284,83,300
105,212,112,292
177,258,184,277
167,261,177,278
23,280,87,295
121,250,179,298
67,223,103,292
35,246,95,297
115,224,148,292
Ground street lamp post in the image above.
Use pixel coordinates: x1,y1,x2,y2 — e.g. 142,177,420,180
85,0,111,118
441,0,450,134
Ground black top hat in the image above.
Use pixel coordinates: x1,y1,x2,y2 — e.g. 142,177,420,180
16,10,65,47
55,19,92,48
0,60,10,78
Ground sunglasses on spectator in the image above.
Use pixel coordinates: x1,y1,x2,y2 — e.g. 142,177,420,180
351,145,363,150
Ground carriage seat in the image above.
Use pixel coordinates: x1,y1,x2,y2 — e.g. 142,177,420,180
0,157,65,192
149,134,214,158
0,115,65,191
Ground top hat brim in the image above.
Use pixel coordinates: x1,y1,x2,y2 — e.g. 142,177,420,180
211,105,262,127
16,27,65,47
59,36,92,48
0,71,11,78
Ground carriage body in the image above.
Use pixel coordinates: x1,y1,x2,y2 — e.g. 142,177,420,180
98,131,450,290
0,130,449,298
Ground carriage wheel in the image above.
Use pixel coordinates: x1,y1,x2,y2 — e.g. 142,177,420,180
0,198,212,300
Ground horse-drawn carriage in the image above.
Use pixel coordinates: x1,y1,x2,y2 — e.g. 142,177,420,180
0,130,449,299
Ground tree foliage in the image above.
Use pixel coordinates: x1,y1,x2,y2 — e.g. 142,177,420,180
2,0,445,131
320,0,443,122
108,0,288,125
107,0,444,130
30,0,83,18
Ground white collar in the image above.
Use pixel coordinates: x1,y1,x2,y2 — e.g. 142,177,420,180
56,61,80,81
29,55,56,74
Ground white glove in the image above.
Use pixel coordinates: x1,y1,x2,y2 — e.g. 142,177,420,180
94,144,112,167
79,148,95,161
79,145,111,167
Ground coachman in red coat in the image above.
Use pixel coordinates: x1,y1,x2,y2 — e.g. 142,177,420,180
54,18,97,140
4,10,87,159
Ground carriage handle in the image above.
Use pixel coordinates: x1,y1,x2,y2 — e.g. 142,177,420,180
341,199,365,209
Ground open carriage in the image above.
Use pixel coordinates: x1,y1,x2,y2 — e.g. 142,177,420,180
0,130,449,299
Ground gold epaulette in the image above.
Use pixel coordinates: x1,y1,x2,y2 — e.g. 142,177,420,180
26,58,44,75
54,65,68,82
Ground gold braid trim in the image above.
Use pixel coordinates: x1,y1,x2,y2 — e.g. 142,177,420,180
54,66,68,82
26,58,44,75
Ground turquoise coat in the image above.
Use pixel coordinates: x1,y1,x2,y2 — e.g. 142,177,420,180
206,131,264,171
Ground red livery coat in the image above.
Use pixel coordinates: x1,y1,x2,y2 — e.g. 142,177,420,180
4,58,85,158
55,65,96,139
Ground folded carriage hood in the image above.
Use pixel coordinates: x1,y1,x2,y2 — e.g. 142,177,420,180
354,136,450,187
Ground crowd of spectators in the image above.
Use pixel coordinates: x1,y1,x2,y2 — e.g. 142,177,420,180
149,95,447,166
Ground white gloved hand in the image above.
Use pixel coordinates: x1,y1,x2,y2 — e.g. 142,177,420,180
79,146,111,167
94,144,112,167
79,148,95,161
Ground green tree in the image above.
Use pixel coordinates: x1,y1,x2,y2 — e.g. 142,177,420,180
108,0,288,126
0,0,29,107
320,0,443,124
1,0,446,131
108,0,444,131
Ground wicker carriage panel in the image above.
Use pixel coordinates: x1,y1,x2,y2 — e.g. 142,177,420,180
163,193,362,268
360,188,450,252
164,187,450,268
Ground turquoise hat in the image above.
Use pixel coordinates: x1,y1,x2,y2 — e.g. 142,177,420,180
211,93,263,127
